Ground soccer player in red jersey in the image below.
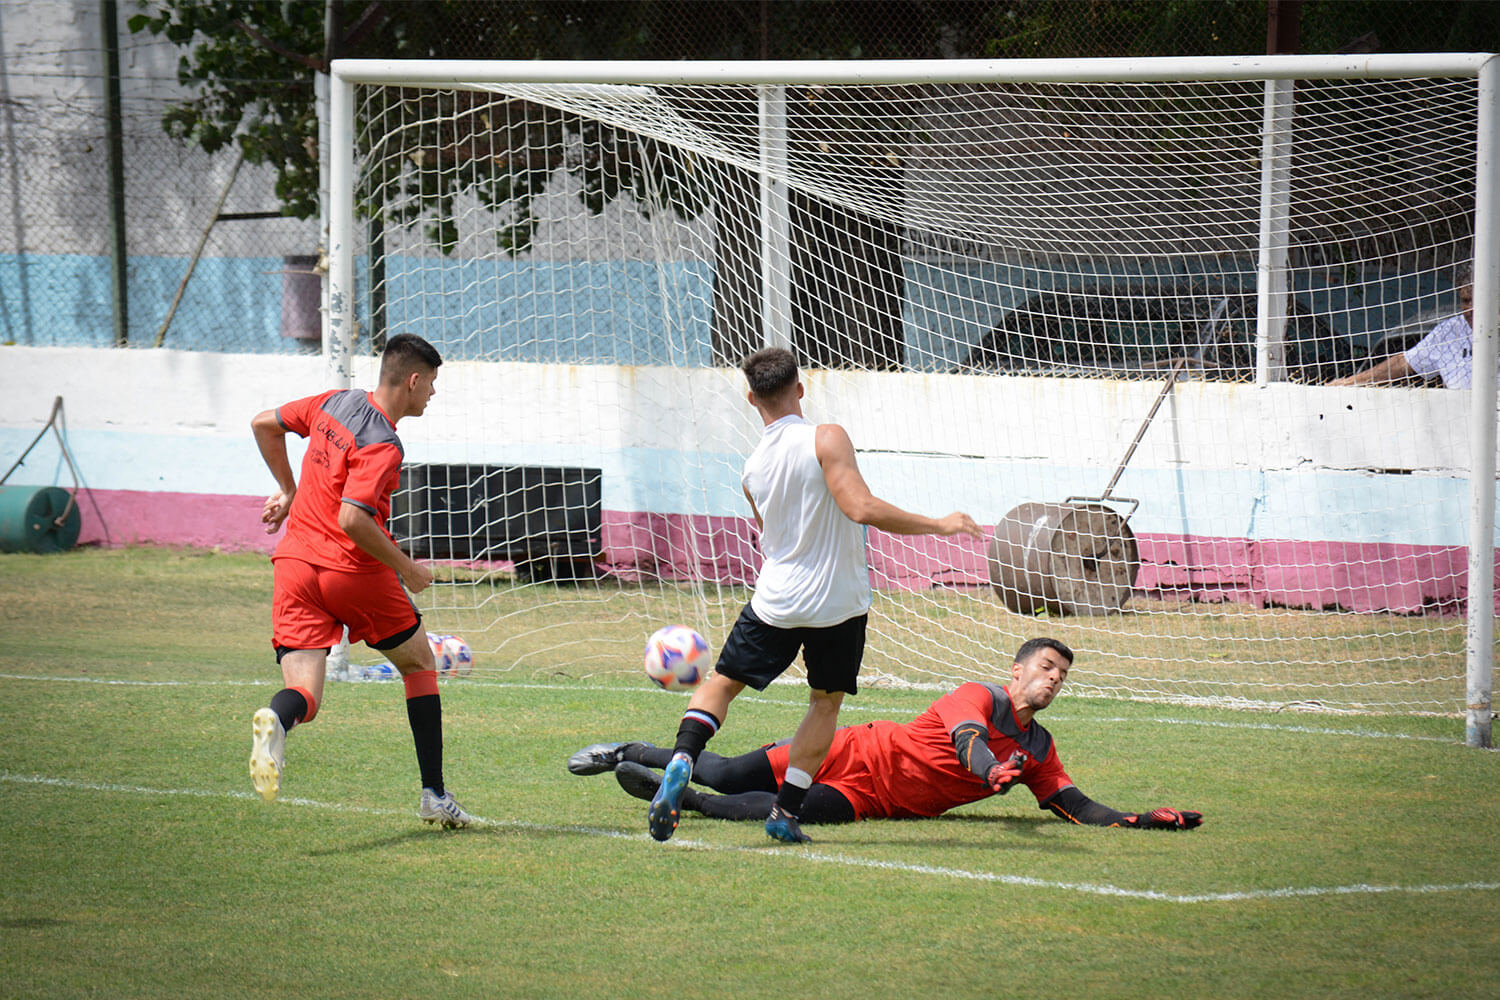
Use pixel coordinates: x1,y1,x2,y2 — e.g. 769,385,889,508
570,637,1202,833
247,333,472,827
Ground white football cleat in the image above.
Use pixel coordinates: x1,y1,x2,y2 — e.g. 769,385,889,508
419,788,474,829
249,708,286,802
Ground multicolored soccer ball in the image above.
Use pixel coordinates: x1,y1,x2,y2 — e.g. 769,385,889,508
426,632,455,676
440,635,473,677
643,624,710,690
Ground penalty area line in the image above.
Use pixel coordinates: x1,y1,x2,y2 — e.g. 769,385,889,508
3,771,1496,905
0,672,273,687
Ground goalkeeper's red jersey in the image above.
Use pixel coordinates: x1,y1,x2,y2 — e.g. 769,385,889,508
767,681,1073,820
272,389,404,573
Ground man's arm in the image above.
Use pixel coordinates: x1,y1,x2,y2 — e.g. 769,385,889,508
336,502,435,594
744,487,763,530
950,722,1023,794
815,423,982,539
1041,786,1202,830
251,408,297,534
1329,352,1415,386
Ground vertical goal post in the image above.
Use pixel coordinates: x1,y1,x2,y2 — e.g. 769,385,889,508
326,54,1498,744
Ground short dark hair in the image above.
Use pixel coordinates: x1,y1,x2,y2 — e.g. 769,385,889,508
380,333,442,385
741,347,799,399
1015,637,1074,666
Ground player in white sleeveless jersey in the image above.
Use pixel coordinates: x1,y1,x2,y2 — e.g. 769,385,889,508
647,347,984,844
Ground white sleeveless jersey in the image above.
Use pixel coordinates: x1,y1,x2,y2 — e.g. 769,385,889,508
743,414,871,627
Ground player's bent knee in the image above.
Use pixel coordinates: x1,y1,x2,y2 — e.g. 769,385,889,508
369,619,422,652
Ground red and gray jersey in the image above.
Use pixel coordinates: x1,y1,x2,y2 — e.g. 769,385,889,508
767,681,1073,820
272,389,404,573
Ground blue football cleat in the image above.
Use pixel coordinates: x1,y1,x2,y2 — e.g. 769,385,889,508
647,751,693,842
765,804,811,844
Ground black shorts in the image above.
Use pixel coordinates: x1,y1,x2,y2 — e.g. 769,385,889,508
713,603,867,695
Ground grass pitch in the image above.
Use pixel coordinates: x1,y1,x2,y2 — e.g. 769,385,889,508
1,546,1497,999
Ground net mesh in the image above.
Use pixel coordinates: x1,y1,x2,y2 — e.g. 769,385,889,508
350,70,1482,712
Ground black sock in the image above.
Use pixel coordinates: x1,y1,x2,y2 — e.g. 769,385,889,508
775,781,810,815
670,711,720,763
406,693,444,796
269,688,308,732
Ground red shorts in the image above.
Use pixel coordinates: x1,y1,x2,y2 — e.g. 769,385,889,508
765,725,884,821
271,556,419,651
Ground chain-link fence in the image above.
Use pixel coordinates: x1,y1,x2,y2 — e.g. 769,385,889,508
0,2,319,352
0,92,321,352
1,0,1494,354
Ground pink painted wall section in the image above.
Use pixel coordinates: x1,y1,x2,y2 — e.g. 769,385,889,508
1134,534,1477,615
72,489,1496,615
77,489,276,554
599,512,760,584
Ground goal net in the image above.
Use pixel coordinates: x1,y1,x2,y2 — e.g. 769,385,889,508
333,57,1496,715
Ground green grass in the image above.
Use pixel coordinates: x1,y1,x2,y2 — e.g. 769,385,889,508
1,547,1497,999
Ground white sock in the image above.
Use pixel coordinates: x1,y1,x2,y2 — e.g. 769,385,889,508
783,766,813,789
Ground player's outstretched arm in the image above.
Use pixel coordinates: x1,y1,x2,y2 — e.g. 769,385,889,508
816,424,983,539
950,722,1023,794
1042,786,1202,830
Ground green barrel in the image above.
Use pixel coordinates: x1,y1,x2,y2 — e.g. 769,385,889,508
0,486,82,554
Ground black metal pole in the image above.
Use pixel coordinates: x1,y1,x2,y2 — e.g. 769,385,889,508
1266,0,1302,55
101,0,128,346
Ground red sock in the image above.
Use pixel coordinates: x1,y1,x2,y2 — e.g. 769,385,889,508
290,685,318,724
402,670,439,700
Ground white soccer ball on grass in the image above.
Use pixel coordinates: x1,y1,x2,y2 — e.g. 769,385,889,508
441,635,473,677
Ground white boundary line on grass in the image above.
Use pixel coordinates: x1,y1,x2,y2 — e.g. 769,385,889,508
5,770,1497,905
1,672,1485,748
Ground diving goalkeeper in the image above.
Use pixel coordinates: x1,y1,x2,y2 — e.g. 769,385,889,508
569,637,1202,833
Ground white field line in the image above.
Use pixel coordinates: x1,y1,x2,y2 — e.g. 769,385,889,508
0,672,1483,747
3,770,1497,905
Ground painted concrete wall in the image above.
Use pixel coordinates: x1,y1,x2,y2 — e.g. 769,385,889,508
2,344,1482,548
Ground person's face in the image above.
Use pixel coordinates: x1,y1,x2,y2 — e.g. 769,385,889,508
407,368,438,416
1008,647,1071,712
1460,284,1474,327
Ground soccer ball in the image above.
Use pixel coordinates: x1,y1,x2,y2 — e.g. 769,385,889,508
426,631,455,676
440,635,473,677
643,624,710,690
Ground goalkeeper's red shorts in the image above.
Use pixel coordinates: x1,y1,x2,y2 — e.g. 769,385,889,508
271,556,420,651
764,726,883,821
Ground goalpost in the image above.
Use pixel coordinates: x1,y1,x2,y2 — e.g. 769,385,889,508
326,55,1498,744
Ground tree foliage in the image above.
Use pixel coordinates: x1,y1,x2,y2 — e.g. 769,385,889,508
130,1,1500,366
127,0,993,224
130,0,1500,225
129,1,330,216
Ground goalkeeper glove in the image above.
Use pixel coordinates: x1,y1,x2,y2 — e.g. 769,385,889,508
1121,806,1203,830
984,752,1025,794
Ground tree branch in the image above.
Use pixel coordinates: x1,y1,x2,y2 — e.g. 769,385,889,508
232,18,325,72
341,2,391,53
